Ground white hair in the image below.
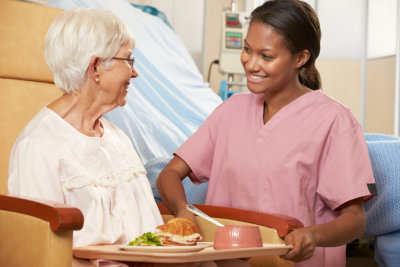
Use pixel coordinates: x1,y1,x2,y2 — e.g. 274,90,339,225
44,8,135,94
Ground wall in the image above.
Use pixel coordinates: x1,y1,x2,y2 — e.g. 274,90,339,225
366,56,396,134
129,0,205,72
368,0,398,59
316,59,363,119
317,56,396,134
318,0,366,60
316,0,397,134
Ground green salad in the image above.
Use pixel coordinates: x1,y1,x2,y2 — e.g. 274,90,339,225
128,232,162,246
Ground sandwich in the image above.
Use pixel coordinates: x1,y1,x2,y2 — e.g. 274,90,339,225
128,217,202,246
155,217,202,246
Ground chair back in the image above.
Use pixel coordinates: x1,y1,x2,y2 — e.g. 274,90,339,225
0,0,62,194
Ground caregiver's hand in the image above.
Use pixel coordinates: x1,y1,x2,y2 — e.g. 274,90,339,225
281,227,316,262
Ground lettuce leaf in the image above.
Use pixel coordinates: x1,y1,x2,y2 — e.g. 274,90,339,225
128,232,162,246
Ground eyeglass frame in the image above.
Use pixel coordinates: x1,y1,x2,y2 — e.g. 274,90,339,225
111,56,135,69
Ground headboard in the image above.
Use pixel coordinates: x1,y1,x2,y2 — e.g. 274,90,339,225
0,0,62,194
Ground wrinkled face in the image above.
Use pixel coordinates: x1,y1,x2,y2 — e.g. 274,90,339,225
99,43,138,107
241,22,300,95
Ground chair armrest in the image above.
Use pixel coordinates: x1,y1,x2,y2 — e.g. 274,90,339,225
0,194,84,231
157,203,303,238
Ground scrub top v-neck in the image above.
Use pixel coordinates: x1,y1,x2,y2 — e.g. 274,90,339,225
253,89,322,144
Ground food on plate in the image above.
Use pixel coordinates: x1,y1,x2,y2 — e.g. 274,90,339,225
128,217,202,246
128,232,162,246
156,217,202,246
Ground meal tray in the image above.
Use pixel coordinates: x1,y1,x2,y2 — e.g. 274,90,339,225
73,243,292,263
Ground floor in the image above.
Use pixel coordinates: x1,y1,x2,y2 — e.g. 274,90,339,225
347,257,379,267
346,237,379,267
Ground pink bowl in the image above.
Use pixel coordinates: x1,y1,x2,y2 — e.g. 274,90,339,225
213,225,263,250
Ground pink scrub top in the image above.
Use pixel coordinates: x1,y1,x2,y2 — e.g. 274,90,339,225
175,90,374,267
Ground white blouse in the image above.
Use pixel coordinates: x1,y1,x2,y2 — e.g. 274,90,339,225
8,107,164,247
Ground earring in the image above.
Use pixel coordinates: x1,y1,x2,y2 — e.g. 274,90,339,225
95,78,99,82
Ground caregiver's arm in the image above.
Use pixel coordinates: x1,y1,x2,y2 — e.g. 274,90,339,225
157,155,196,222
283,197,366,262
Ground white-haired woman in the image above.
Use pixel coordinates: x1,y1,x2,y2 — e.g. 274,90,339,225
8,8,164,265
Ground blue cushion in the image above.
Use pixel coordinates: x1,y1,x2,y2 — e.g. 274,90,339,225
364,133,400,236
144,157,208,204
374,230,400,267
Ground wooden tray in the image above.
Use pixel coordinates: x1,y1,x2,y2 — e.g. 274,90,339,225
73,243,292,263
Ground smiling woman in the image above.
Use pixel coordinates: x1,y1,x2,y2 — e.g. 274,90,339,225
7,8,164,266
156,1,375,267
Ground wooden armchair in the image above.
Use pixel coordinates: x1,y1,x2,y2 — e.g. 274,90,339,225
0,195,84,267
0,1,302,266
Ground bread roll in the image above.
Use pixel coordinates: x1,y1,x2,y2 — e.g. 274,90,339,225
156,217,202,246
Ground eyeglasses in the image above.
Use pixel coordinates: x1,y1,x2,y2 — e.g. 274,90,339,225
111,56,135,69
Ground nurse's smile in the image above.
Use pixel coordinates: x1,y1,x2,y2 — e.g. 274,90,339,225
247,74,267,83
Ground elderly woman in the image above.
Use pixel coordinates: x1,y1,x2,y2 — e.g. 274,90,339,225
8,7,163,251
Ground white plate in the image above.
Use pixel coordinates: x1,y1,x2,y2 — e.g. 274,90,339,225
118,242,213,253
